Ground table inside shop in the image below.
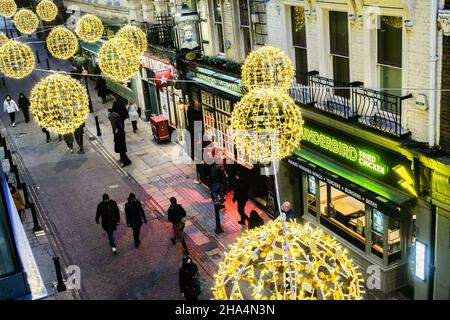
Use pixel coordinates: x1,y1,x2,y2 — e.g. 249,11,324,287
333,200,361,216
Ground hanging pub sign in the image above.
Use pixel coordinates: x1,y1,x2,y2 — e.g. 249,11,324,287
154,69,173,88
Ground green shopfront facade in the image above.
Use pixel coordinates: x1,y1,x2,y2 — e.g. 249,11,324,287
282,117,418,297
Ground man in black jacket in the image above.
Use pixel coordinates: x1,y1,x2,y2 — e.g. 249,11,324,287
233,175,249,225
95,193,120,254
125,193,147,248
112,96,128,129
167,197,189,255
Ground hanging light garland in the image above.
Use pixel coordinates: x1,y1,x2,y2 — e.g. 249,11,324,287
36,0,58,22
74,14,104,43
115,25,147,56
98,37,140,82
0,0,17,18
230,87,303,164
0,40,35,79
30,73,89,135
212,220,364,300
241,45,294,91
381,16,403,29
46,26,78,59
13,9,39,35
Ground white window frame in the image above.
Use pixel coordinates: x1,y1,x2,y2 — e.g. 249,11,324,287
211,0,226,55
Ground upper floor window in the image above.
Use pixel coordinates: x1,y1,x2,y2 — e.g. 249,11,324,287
291,6,307,85
239,0,253,57
329,11,349,97
213,0,225,53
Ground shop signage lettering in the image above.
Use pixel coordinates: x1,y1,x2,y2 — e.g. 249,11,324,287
192,72,243,95
302,127,387,175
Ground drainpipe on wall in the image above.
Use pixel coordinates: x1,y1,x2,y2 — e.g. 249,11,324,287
429,0,439,147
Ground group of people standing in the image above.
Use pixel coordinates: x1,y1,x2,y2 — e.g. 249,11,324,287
3,93,30,127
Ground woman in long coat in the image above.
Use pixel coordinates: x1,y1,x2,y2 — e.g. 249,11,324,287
18,93,30,123
96,76,108,103
179,256,200,300
114,127,131,167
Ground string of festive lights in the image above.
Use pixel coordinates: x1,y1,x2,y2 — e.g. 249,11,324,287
36,0,58,22
14,9,39,35
46,26,78,59
75,14,104,43
0,40,35,79
30,73,89,135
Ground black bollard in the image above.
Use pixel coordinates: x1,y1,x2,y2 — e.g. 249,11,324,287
21,183,30,207
94,115,102,136
11,164,21,186
29,203,42,232
52,257,67,292
46,58,50,70
2,137,7,154
35,50,40,63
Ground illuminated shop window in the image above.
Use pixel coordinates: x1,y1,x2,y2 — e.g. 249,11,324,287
306,175,318,216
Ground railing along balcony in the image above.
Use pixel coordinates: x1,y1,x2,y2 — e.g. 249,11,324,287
289,71,313,105
353,88,412,137
141,20,175,49
308,72,361,119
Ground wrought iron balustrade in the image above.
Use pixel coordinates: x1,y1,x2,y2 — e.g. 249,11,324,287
353,87,412,137
289,71,313,105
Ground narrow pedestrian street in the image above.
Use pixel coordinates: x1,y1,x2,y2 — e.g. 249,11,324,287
0,39,269,300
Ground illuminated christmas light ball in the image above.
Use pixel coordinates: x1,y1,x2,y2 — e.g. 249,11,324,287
0,40,35,79
0,31,9,47
212,219,365,300
0,0,17,18
241,45,294,91
30,73,89,135
46,26,78,59
230,87,303,164
115,25,147,56
14,9,39,35
36,0,58,22
98,37,140,82
75,14,104,43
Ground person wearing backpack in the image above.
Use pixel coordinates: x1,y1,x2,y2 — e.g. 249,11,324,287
167,197,189,255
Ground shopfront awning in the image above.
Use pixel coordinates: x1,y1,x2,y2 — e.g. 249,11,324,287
79,40,104,55
288,148,415,219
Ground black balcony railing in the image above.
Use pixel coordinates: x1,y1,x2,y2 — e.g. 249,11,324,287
353,88,412,137
289,71,313,105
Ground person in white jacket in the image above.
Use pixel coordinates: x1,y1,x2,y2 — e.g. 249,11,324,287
127,100,140,133
4,95,19,127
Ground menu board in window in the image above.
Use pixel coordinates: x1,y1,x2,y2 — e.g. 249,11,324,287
372,209,384,235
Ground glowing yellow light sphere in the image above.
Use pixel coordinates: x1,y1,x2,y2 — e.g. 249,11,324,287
46,27,78,59
0,31,9,48
0,0,17,18
0,40,35,79
230,87,303,164
14,9,39,35
241,45,294,91
30,73,89,135
115,25,147,56
212,219,365,300
75,14,104,43
98,37,140,82
36,0,58,22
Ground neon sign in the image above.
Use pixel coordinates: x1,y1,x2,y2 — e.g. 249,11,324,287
302,127,388,175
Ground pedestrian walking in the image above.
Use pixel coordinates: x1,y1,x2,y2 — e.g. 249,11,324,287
18,93,30,123
95,76,108,104
74,123,85,153
281,201,296,221
113,127,132,167
211,163,226,207
112,96,128,129
95,193,120,254
3,95,19,127
125,193,147,248
127,100,140,133
42,127,50,143
232,175,249,225
248,210,264,230
108,108,122,133
63,132,74,153
9,183,25,222
167,197,189,254
179,256,201,301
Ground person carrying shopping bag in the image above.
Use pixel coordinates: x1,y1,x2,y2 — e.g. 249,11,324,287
4,95,19,127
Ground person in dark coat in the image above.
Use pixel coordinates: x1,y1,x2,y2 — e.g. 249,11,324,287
248,210,264,230
18,93,30,123
125,193,147,248
210,163,226,207
95,76,108,103
114,127,132,167
281,201,296,221
233,175,249,225
95,193,120,253
63,132,74,153
112,96,128,129
167,197,188,254
108,108,123,133
179,256,200,300
74,123,85,153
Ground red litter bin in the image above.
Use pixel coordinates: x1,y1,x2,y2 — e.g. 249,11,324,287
149,115,170,142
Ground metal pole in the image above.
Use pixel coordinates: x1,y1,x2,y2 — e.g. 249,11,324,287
2,138,7,155
1,77,5,86
94,115,102,136
35,50,40,63
52,257,67,292
21,182,30,207
29,202,42,232
46,58,50,70
5,149,13,168
3,17,7,34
